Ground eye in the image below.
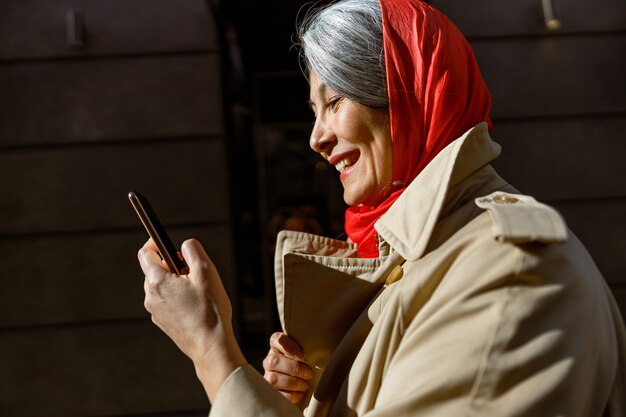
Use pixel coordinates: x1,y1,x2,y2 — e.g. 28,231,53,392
328,95,342,111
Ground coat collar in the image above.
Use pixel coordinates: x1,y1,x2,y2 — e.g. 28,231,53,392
376,122,501,262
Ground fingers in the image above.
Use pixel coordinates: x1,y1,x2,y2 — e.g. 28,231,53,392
138,239,168,277
137,239,170,284
263,332,314,403
277,390,306,404
139,239,175,315
263,346,314,380
263,368,310,393
177,251,190,275
269,332,305,361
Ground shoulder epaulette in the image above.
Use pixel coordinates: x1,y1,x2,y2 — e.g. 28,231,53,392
475,192,568,244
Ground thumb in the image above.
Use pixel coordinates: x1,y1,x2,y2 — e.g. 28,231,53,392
181,238,231,314
181,239,214,280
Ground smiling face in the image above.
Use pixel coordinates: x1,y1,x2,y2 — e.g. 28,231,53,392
308,73,393,207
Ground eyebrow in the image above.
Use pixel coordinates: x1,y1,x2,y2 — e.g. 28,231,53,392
308,83,327,110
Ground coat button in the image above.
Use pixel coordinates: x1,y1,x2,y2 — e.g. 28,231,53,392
385,265,404,286
493,194,520,204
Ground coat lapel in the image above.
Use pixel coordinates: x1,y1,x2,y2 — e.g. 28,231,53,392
376,122,501,261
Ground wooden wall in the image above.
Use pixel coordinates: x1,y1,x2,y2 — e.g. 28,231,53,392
0,0,234,415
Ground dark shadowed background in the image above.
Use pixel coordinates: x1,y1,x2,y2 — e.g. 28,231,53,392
0,0,625,415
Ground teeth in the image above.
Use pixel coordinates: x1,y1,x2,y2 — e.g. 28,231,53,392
335,158,352,172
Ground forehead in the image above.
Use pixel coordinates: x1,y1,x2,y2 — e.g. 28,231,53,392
308,72,328,103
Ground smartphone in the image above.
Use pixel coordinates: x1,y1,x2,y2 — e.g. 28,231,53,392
128,190,187,275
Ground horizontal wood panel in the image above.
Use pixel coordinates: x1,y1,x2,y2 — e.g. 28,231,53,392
0,321,209,416
430,0,626,38
0,225,234,329
491,116,626,201
0,0,217,61
0,55,222,146
474,35,626,119
0,139,229,235
552,200,626,285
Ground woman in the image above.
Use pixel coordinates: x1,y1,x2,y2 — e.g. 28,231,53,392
138,0,626,416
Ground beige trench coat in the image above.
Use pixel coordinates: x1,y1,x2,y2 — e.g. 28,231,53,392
211,123,626,417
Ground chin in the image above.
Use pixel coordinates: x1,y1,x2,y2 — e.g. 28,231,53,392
343,192,361,207
343,195,357,207
343,189,379,207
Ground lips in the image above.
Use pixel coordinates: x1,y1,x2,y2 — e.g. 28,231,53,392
329,150,360,173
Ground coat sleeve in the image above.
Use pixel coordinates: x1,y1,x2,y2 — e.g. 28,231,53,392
356,237,619,417
209,364,303,417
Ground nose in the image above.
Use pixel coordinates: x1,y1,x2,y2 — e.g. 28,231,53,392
309,117,335,155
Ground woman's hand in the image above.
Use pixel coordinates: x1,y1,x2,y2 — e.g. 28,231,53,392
138,238,246,402
263,332,314,404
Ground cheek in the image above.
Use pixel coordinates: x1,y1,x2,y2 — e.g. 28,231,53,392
370,129,393,180
335,115,358,139
374,149,393,190
383,141,393,181
335,105,368,139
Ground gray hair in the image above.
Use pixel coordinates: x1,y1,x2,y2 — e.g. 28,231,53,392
298,0,388,108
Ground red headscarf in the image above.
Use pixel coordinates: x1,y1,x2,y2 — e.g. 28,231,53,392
345,0,493,258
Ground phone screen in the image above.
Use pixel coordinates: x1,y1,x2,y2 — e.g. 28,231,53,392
128,191,187,275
